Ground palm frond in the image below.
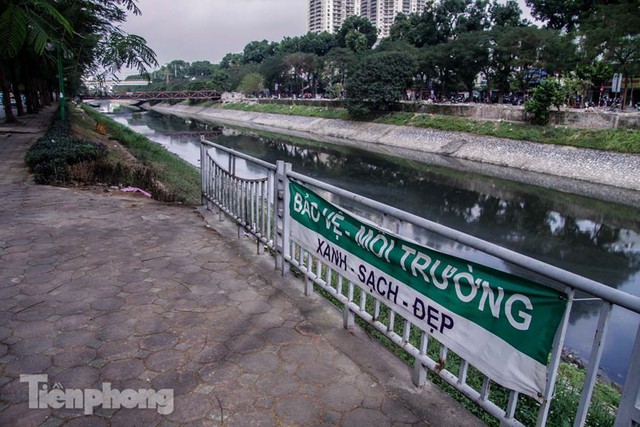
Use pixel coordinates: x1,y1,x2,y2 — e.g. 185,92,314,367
32,0,73,35
0,5,27,58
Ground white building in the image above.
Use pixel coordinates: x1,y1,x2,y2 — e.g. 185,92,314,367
308,0,425,38
358,0,426,38
308,0,361,34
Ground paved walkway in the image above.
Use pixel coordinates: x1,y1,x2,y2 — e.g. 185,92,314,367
0,107,484,425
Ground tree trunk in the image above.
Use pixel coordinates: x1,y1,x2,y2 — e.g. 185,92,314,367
0,66,17,123
12,83,24,116
7,61,25,116
621,75,629,111
25,77,40,114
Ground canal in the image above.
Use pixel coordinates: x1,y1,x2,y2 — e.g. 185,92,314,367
111,107,639,385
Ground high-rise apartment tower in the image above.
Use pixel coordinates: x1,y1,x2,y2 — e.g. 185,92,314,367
308,0,425,38
356,0,426,38
308,0,361,34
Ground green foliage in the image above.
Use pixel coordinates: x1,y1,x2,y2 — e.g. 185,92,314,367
525,78,565,125
214,101,640,153
525,0,585,31
242,39,276,64
345,51,417,117
81,105,200,205
0,0,72,58
336,16,377,52
25,118,105,184
236,72,264,96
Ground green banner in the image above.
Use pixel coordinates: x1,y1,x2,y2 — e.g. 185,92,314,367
289,181,568,397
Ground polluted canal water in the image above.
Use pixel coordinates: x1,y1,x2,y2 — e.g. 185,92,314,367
111,108,640,385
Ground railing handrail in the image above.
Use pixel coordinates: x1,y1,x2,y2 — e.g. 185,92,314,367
288,169,640,315
200,135,640,426
201,136,277,172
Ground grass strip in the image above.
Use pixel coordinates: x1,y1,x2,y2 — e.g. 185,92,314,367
82,105,201,205
216,102,640,153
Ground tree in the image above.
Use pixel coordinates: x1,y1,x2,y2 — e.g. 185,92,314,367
525,78,564,124
491,26,575,95
259,55,288,94
242,40,276,64
189,60,213,78
299,32,336,56
0,0,158,123
0,0,72,121
345,51,417,117
446,32,491,95
322,47,356,96
389,7,444,47
580,1,640,109
525,0,595,31
236,72,264,96
284,52,321,96
434,0,492,40
489,0,527,27
208,66,231,92
336,16,377,53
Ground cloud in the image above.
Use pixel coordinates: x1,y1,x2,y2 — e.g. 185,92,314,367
121,0,307,66
119,0,537,73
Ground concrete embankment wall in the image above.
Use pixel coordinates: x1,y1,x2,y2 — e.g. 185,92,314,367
146,103,640,206
255,98,640,130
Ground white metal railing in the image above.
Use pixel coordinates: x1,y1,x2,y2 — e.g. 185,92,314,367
200,136,640,427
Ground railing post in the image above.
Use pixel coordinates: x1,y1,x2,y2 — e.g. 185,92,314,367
574,301,612,427
199,136,207,207
615,323,640,427
537,288,574,427
275,161,291,275
343,282,355,330
412,331,428,387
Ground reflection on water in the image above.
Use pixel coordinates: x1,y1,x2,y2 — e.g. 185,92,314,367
112,108,640,384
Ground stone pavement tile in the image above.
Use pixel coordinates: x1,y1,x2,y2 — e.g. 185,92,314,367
0,402,51,426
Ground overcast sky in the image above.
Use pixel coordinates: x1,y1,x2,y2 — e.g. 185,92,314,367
121,0,308,72
121,0,534,74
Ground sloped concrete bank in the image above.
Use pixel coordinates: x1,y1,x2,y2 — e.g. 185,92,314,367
147,103,640,208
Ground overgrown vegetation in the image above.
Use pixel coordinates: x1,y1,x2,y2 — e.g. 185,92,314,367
81,104,200,204
25,118,105,183
215,102,640,153
525,79,565,125
25,104,200,205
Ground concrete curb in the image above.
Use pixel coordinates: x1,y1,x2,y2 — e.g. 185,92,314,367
147,103,640,207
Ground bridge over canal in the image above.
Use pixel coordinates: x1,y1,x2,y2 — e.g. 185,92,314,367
85,89,221,102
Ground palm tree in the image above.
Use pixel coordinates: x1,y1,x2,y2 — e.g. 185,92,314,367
0,0,157,123
0,0,72,122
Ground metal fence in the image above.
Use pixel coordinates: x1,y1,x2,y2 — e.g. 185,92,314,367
200,135,640,427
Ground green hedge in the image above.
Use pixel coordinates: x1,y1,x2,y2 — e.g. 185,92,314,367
25,119,105,184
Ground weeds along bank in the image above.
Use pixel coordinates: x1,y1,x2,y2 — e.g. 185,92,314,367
146,101,640,198
24,104,200,205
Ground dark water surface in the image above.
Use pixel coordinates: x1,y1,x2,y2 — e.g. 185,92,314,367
112,108,640,384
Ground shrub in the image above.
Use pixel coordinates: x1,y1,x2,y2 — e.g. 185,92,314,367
525,79,565,125
25,118,105,184
345,51,417,118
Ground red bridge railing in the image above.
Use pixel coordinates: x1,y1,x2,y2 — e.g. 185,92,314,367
90,90,221,101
